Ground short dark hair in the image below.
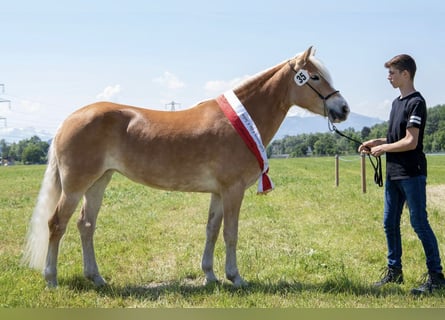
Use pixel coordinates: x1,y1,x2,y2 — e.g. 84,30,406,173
384,54,417,80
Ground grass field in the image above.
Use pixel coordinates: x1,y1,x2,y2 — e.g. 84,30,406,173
1,156,444,307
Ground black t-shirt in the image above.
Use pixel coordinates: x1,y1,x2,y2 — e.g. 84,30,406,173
386,91,427,180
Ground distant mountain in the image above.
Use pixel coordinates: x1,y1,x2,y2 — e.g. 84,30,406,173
272,112,384,140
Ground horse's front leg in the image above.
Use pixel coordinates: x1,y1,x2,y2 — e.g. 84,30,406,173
202,193,224,284
222,185,247,287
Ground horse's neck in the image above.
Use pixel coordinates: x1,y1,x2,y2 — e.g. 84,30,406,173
234,62,291,145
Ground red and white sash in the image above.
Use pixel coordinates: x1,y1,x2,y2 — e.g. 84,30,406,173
216,90,274,194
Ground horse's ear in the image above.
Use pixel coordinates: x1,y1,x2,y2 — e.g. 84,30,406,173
301,46,315,65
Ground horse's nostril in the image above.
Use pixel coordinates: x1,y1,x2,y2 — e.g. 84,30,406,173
342,105,350,114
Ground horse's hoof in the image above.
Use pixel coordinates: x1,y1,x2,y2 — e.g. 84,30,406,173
88,274,107,287
44,272,58,288
45,278,58,288
231,276,248,288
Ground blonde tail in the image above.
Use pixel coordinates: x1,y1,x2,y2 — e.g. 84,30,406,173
22,144,61,271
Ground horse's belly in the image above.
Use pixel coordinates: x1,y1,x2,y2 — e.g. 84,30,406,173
117,163,220,193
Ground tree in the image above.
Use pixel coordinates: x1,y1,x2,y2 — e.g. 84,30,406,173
0,139,10,160
361,126,371,140
313,134,338,156
0,136,49,164
22,144,45,164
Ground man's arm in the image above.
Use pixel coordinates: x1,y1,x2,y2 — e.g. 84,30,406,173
368,127,419,157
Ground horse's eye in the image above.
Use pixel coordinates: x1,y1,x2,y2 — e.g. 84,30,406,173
311,74,320,81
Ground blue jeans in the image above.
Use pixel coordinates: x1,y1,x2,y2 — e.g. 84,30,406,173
384,175,442,273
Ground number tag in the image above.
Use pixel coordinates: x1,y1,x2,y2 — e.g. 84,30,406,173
294,69,310,86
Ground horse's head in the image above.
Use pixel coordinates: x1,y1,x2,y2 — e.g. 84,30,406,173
288,46,349,123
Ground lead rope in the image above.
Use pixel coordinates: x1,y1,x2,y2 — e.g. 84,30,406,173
328,120,383,187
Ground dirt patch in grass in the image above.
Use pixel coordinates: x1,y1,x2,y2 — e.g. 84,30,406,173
427,184,445,212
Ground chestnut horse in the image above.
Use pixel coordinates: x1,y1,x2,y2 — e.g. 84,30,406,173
23,47,349,288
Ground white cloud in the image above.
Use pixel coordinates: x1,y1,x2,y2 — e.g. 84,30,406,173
153,72,185,89
287,106,316,117
204,75,250,95
96,84,121,101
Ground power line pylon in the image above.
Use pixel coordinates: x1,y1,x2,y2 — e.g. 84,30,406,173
165,101,181,111
0,84,12,127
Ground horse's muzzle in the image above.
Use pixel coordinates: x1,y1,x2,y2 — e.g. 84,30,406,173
329,103,350,123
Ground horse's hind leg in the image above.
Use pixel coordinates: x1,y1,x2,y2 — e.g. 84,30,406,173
77,171,113,286
202,193,223,285
45,192,83,287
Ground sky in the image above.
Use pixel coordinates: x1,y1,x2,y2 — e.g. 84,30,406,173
1,0,445,141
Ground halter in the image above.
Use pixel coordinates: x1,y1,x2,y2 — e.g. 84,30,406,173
287,60,339,118
288,59,383,187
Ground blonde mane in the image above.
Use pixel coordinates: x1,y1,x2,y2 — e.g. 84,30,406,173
235,51,334,92
309,55,334,85
234,61,287,91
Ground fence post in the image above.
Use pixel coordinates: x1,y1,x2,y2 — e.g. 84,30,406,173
361,153,366,193
335,154,339,187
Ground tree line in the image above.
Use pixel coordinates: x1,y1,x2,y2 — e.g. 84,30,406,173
0,136,50,164
268,104,445,157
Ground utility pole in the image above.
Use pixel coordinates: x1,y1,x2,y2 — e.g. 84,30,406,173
0,84,12,127
165,101,181,111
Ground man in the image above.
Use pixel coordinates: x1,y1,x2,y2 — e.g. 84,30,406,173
359,54,445,295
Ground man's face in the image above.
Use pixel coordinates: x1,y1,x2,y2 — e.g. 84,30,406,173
387,66,405,89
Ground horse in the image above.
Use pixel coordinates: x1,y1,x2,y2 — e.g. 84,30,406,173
23,46,349,288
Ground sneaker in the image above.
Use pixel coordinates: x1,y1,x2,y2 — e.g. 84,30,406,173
373,266,403,287
411,272,445,295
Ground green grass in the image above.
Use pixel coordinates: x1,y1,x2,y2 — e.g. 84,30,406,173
1,156,445,307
